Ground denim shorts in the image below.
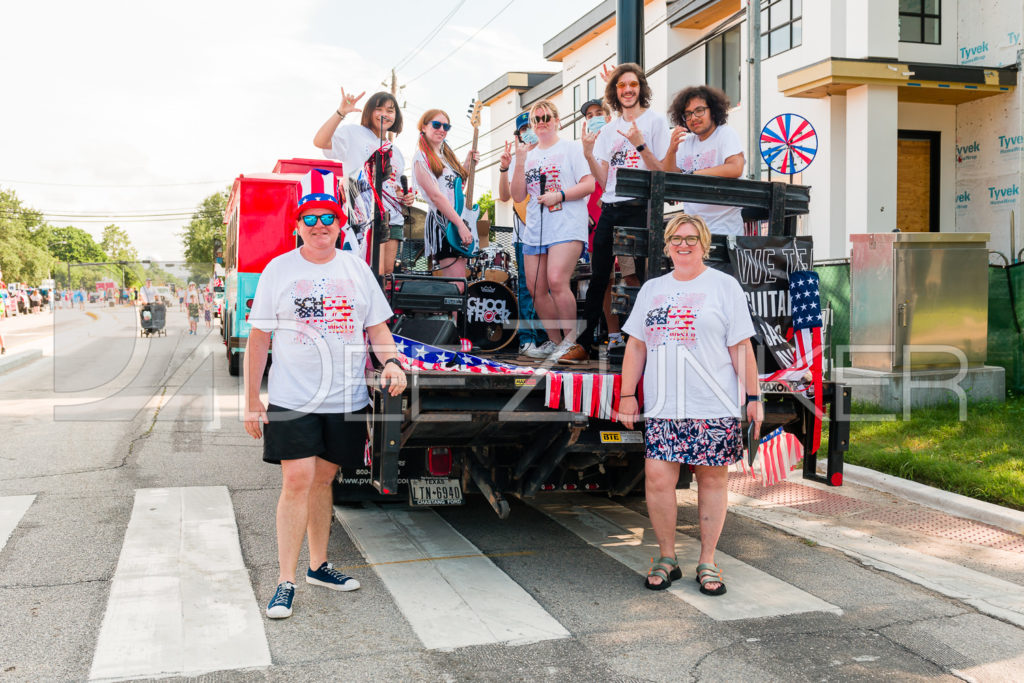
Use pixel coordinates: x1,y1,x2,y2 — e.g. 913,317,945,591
522,239,582,256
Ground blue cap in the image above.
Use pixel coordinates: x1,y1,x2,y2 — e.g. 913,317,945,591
515,111,530,131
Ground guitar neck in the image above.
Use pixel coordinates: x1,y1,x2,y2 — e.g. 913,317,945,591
464,126,479,209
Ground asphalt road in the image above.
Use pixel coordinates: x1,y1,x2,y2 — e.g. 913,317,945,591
1,305,1022,682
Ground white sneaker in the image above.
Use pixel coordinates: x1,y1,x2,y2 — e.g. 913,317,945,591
525,340,558,359
518,341,538,357
607,335,625,353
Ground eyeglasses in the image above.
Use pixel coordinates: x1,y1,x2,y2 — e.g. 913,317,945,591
667,235,701,247
532,114,553,124
616,80,640,90
682,106,709,121
428,120,452,131
301,214,337,227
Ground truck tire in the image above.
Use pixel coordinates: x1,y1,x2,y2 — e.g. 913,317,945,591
226,318,240,376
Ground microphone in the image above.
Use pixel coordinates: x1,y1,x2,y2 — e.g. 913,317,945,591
400,175,408,193
539,173,547,197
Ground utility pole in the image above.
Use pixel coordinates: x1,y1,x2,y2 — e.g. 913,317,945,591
383,68,405,141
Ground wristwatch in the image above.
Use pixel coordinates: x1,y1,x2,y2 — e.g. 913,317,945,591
384,358,403,370
746,394,761,403
635,143,646,152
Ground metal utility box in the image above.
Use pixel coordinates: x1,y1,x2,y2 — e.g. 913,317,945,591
850,232,989,371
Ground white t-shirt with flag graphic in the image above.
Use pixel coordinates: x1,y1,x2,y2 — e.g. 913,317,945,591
622,268,755,420
324,124,406,226
248,248,392,413
593,108,670,204
519,140,591,246
674,124,746,235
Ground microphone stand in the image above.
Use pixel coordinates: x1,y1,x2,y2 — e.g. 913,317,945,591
371,114,385,286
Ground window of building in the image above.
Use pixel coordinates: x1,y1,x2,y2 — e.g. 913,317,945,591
706,25,741,106
573,84,582,139
898,0,940,44
760,0,802,58
587,76,597,101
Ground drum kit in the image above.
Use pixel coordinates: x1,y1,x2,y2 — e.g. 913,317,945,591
463,246,519,352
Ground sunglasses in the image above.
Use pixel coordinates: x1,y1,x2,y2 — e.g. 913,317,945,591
683,106,709,121
532,114,553,124
301,214,337,227
616,80,640,90
667,235,701,247
428,120,452,131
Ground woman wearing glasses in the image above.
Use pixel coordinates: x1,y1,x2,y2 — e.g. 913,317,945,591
412,109,477,280
507,100,595,362
618,214,761,596
662,85,746,236
314,88,415,275
573,63,670,363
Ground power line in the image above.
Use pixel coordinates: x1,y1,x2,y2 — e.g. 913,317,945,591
393,0,467,72
0,178,229,188
406,0,518,85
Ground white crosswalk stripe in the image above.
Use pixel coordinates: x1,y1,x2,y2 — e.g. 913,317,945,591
529,494,842,621
0,495,35,555
335,503,571,650
89,487,271,681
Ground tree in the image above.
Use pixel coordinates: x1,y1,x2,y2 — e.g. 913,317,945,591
101,224,138,263
180,189,229,269
477,190,496,224
34,225,106,263
0,187,54,284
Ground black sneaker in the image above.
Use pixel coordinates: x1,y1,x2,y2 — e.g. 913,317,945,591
306,562,360,591
266,581,295,619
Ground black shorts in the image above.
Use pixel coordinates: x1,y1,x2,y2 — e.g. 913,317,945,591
263,404,369,465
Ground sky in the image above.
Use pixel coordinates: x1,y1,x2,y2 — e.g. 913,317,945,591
0,0,599,261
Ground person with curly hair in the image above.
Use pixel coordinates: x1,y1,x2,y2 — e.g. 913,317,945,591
663,85,746,235
572,63,669,363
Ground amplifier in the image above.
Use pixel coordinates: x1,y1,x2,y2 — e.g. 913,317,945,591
388,274,466,314
392,316,459,347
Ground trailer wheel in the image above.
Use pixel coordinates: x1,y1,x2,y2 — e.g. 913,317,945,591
226,318,240,376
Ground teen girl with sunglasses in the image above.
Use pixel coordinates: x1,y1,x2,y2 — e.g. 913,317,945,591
412,110,478,281
508,100,594,362
314,88,415,275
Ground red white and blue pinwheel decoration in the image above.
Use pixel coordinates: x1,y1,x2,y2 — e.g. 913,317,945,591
759,113,817,175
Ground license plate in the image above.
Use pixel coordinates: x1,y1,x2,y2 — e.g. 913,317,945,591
409,478,464,506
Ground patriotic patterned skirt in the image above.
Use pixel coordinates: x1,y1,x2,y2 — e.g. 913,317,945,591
644,417,742,466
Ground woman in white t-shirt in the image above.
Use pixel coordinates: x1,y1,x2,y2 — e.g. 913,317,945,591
509,100,595,361
619,214,762,596
314,89,416,275
412,108,477,282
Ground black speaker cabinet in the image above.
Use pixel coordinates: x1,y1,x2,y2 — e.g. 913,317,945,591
391,316,458,347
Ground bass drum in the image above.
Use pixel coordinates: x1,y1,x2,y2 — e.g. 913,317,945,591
464,280,519,352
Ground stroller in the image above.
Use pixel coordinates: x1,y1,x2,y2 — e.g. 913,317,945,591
140,302,167,337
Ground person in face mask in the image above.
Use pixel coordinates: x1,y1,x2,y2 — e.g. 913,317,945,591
498,112,549,358
578,98,625,355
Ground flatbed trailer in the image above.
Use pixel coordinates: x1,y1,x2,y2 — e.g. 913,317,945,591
335,168,850,517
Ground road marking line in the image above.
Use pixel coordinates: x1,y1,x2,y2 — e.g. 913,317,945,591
340,549,535,571
89,487,270,681
0,495,35,554
335,504,569,650
529,494,842,621
728,500,1024,629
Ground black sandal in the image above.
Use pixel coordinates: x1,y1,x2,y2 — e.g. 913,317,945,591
644,556,682,591
695,562,727,596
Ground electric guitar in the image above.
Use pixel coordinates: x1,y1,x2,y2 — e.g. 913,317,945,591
445,99,483,257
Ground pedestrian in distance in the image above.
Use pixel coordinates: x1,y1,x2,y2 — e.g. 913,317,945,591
508,99,594,363
186,283,200,335
243,169,406,620
576,62,670,363
313,88,416,276
618,214,762,596
662,85,746,235
203,297,212,329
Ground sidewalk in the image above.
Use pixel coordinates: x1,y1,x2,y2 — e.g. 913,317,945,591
691,469,1024,628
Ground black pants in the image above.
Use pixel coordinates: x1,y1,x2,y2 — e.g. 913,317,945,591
579,201,648,349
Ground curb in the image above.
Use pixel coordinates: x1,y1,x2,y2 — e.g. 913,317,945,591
0,349,43,376
838,463,1024,535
